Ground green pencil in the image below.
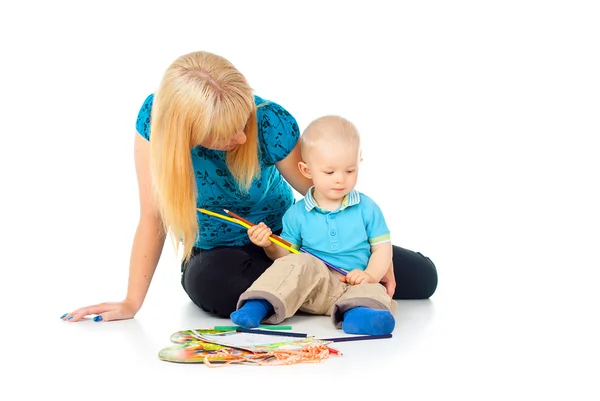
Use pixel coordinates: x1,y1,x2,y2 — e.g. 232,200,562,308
213,325,292,331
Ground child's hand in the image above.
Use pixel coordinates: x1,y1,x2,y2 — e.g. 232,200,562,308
341,269,375,285
247,222,273,248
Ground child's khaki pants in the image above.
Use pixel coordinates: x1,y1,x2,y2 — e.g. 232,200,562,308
236,253,397,328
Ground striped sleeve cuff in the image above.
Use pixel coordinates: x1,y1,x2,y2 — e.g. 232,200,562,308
368,233,391,246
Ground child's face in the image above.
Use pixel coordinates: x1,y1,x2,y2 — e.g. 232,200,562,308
302,144,361,202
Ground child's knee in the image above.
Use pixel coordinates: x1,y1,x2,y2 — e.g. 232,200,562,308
280,253,314,265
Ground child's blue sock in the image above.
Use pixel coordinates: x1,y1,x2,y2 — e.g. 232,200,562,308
341,306,395,335
230,299,274,328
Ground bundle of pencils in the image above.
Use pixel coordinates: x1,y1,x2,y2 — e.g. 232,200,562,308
197,208,347,276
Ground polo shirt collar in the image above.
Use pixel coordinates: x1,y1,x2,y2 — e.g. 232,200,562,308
304,186,361,212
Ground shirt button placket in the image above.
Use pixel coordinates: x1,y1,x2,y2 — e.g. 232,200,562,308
328,213,338,250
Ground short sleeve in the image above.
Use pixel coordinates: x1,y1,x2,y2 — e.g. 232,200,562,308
362,195,391,246
135,94,154,140
257,101,300,165
280,204,303,250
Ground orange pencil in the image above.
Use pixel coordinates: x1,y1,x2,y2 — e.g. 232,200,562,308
223,208,293,247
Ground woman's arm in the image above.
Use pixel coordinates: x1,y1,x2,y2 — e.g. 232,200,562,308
275,142,313,196
379,262,397,298
63,134,166,322
125,133,167,311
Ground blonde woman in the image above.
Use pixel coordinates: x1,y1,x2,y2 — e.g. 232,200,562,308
61,51,437,323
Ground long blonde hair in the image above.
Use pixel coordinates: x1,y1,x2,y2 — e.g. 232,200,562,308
149,51,260,261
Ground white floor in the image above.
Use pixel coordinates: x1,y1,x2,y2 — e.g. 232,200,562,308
2,2,599,400
6,240,598,400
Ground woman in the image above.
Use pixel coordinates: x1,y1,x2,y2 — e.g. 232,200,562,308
61,51,437,322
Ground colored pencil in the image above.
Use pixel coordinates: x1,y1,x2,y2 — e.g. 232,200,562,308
299,248,348,276
199,208,248,227
214,325,292,331
327,347,343,355
199,208,346,276
223,209,346,276
319,333,393,342
198,208,297,253
235,327,309,338
223,208,293,247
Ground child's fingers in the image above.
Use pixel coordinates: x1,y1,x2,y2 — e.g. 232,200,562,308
247,225,259,236
254,227,270,244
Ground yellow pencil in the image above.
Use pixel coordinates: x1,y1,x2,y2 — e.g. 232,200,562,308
198,208,250,227
197,208,299,254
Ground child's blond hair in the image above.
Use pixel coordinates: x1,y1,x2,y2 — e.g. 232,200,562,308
300,115,361,161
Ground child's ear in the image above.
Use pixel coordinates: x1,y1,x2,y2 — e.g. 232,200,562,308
298,162,312,179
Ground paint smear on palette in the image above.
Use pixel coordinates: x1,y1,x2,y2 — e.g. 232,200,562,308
158,342,256,363
169,329,231,344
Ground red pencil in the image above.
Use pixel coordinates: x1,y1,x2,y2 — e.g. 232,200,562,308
223,208,293,247
327,347,343,356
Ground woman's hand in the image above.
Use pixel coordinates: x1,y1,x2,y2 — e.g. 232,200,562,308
247,222,274,248
379,263,397,298
60,299,140,323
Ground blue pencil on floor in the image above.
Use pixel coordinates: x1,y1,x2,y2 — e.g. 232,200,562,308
319,333,393,342
235,327,393,343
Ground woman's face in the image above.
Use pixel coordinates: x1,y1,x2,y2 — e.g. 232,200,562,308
200,129,247,151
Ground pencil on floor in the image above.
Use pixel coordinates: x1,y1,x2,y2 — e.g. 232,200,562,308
235,327,309,338
213,325,292,331
319,333,393,342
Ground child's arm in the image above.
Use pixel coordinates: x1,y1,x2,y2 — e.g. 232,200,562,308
364,242,393,283
263,242,292,261
247,223,291,261
341,242,393,285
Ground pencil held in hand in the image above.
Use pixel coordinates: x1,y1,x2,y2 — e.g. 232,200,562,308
223,209,293,247
248,222,275,248
199,208,346,276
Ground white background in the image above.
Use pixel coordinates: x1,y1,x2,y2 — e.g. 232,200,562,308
1,1,598,400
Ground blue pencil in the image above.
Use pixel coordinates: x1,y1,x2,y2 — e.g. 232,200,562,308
319,333,393,342
205,215,348,276
300,248,347,276
235,328,392,343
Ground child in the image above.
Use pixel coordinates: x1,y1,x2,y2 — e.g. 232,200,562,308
230,115,396,335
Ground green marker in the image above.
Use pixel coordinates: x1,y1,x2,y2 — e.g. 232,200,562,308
213,325,292,331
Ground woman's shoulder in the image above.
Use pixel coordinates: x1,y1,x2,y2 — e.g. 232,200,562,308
254,94,300,164
136,94,155,140
255,95,296,121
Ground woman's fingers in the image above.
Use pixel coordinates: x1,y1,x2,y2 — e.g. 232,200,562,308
61,303,110,322
98,309,130,322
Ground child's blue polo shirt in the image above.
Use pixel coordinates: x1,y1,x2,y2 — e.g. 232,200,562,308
135,94,300,250
280,187,391,272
